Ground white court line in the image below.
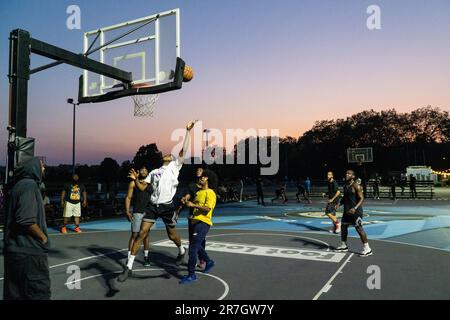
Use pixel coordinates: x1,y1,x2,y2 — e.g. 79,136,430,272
63,268,230,300
312,253,354,300
206,231,331,250
0,238,170,281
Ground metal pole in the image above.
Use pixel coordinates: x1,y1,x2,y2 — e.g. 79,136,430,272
68,99,78,176
72,102,76,176
204,129,210,168
7,29,31,185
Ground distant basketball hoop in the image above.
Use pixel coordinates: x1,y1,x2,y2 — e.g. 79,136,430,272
347,147,373,165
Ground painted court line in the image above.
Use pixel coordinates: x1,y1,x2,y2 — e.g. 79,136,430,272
63,268,230,300
312,253,354,300
0,238,169,281
155,239,345,263
207,231,332,250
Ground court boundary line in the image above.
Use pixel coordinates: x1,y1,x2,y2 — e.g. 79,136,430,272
213,226,450,253
312,253,354,300
63,268,230,300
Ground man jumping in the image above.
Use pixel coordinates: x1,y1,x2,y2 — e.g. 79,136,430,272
118,121,196,282
321,171,341,234
335,170,372,257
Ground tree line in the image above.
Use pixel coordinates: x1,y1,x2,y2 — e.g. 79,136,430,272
14,106,449,186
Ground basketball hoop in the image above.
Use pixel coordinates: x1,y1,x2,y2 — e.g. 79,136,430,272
131,82,159,117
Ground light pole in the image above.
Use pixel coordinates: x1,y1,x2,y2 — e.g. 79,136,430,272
203,129,210,167
67,98,79,176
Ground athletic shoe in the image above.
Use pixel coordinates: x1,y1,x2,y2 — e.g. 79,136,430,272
203,260,215,273
117,268,132,282
179,274,197,284
360,247,373,257
176,248,187,266
335,244,349,252
143,257,152,267
60,226,67,234
74,227,82,233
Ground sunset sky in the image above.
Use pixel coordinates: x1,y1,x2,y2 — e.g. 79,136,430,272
1,0,449,165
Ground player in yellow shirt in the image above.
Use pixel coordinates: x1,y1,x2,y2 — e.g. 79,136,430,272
180,170,216,284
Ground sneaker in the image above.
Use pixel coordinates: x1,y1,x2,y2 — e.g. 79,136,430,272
117,268,132,282
74,227,82,233
335,243,349,252
176,248,187,266
60,226,67,234
360,247,373,257
203,260,215,273
143,257,152,267
179,274,197,284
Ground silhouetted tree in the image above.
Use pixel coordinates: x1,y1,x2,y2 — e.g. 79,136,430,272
99,158,120,190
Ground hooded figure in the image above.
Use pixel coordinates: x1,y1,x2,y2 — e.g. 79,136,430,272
3,157,51,300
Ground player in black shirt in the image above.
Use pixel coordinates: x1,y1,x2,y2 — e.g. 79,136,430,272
335,170,372,257
125,165,152,266
321,171,341,234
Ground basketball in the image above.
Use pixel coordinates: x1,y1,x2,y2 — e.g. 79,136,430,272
183,65,194,82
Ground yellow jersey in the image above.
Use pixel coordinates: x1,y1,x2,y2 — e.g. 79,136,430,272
191,188,216,226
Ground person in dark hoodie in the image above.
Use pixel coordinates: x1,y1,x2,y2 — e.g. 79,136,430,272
3,157,51,300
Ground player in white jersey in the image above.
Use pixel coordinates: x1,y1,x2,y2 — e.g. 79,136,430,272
118,121,197,282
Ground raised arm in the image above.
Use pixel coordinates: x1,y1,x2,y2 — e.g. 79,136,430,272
178,121,197,163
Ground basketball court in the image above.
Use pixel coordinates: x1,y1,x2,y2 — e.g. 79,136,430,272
3,7,450,301
1,198,449,300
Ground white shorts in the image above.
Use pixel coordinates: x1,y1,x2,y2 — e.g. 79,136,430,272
63,202,81,218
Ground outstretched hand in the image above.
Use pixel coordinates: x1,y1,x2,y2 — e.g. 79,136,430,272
128,169,138,181
186,120,198,131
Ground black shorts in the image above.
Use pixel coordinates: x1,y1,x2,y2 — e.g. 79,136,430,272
3,253,51,300
341,212,364,227
143,202,178,227
325,202,337,215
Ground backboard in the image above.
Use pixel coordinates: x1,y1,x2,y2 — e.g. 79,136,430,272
78,8,183,103
347,147,373,164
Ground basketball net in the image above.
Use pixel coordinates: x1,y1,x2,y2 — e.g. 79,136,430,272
132,94,159,117
131,83,159,117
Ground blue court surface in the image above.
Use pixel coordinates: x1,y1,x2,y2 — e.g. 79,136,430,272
50,199,450,251
2,198,449,300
